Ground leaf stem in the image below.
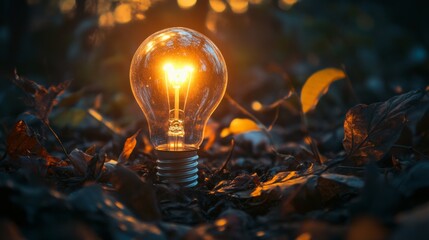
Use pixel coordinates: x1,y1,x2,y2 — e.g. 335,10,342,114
216,139,235,174
392,144,429,159
341,65,360,104
42,120,70,161
298,95,324,164
225,93,292,159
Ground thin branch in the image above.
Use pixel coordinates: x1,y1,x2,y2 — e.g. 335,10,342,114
225,93,292,159
1,150,6,161
298,96,324,164
216,139,235,174
341,64,360,104
392,144,429,159
42,120,70,161
254,92,294,112
267,106,280,131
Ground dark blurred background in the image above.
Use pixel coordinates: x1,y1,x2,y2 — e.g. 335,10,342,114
0,0,428,132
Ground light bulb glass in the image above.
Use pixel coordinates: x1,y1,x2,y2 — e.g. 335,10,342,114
130,27,227,186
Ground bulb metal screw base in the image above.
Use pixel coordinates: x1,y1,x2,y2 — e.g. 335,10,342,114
155,149,198,188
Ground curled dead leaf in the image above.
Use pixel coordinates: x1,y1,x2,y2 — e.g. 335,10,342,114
13,73,70,123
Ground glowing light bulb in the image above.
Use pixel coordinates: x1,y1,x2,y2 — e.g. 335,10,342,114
130,27,228,187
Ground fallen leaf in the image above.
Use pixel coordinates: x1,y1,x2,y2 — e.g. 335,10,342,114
13,73,70,123
221,118,260,137
343,90,424,165
203,121,218,151
118,130,140,164
300,68,345,113
7,120,49,159
214,173,260,194
69,148,93,176
109,165,161,221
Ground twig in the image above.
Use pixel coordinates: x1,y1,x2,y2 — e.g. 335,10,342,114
267,106,280,131
1,150,6,161
42,120,71,161
341,64,360,104
393,144,429,159
225,93,292,159
298,98,323,165
216,139,235,174
254,92,294,112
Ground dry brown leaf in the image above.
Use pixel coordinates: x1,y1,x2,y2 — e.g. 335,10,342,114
343,90,424,165
6,120,50,159
13,73,70,123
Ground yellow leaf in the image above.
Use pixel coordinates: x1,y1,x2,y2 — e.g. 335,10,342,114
229,118,260,134
300,68,346,113
220,128,231,138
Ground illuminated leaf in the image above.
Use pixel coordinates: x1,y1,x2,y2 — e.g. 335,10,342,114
6,120,59,165
7,120,47,159
203,121,217,151
343,90,424,165
222,118,260,138
300,68,346,113
118,130,140,163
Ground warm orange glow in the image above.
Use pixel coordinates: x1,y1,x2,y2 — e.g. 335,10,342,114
98,12,114,27
59,0,75,13
114,4,132,23
249,0,264,4
279,0,298,9
251,101,262,111
215,218,227,227
205,11,218,33
229,0,249,14
296,233,312,240
163,63,194,89
97,0,111,14
137,0,152,11
160,33,171,41
177,0,197,9
135,13,146,20
209,0,226,12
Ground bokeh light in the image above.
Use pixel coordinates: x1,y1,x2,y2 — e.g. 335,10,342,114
114,4,132,24
210,0,227,13
137,0,152,11
251,101,262,111
177,0,198,9
98,12,115,27
229,0,249,14
249,0,264,4
59,0,75,13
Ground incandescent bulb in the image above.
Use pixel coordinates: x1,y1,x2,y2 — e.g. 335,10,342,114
130,27,228,187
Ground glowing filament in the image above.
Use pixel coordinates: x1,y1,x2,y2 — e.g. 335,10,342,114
163,63,193,89
163,63,194,150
